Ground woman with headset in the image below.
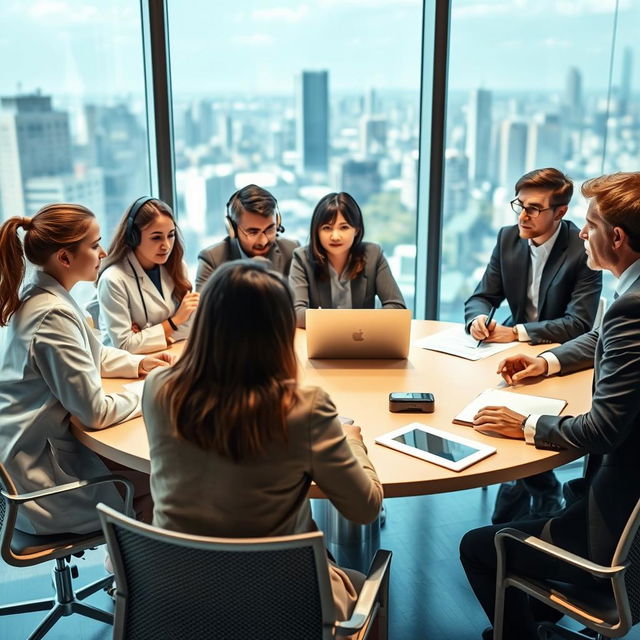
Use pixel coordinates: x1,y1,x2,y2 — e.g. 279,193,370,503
97,197,199,354
0,203,172,535
142,260,382,623
289,191,406,328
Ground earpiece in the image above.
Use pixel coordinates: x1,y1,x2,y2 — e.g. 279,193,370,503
125,197,154,248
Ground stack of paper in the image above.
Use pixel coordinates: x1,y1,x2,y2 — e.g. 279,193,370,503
414,326,517,361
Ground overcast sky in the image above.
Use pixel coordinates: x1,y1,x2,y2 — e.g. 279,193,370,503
0,0,637,99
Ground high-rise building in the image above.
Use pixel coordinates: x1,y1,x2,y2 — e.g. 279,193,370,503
564,67,583,125
619,47,633,117
526,113,562,170
330,158,380,204
359,115,387,157
296,70,329,176
24,169,104,222
466,89,492,185
497,119,527,189
0,93,73,218
443,150,469,219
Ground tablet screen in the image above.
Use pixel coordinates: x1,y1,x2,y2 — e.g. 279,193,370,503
392,428,479,462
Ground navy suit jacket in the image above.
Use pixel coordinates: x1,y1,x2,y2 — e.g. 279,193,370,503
535,275,640,565
464,220,602,344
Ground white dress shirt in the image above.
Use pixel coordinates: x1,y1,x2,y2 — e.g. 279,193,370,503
515,222,563,341
523,257,640,444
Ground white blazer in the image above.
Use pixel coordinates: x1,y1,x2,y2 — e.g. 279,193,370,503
97,252,193,354
0,271,143,535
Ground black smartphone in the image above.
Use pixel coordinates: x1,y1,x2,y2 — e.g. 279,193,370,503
389,392,435,413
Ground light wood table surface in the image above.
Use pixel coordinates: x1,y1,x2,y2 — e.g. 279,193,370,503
73,320,592,498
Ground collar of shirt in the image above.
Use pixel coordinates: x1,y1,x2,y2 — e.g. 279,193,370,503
236,238,250,260
527,221,562,259
615,258,640,297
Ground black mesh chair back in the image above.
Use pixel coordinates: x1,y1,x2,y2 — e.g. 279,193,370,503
98,504,337,640
612,497,640,627
0,463,18,565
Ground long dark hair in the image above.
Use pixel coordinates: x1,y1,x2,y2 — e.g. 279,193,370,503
157,260,299,462
99,198,190,300
0,203,95,326
307,192,366,280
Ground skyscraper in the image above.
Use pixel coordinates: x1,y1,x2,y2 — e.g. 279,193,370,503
497,119,527,189
526,113,562,170
564,67,583,125
296,70,329,176
0,93,73,218
466,89,492,185
619,47,633,117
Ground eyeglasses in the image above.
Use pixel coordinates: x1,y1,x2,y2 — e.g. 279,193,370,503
510,199,564,218
237,224,277,240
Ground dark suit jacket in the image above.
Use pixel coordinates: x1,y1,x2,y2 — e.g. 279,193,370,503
534,275,640,565
289,242,406,328
195,236,299,292
464,220,602,344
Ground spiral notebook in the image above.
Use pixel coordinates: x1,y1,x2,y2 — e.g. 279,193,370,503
453,388,567,426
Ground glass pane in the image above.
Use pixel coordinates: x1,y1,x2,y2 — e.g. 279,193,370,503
0,1,151,306
167,0,423,310
441,0,621,321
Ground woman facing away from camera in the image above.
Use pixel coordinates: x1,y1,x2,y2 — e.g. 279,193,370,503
289,191,406,328
0,204,171,535
142,260,383,622
94,197,199,354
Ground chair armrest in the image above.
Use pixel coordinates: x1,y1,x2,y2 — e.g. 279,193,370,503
335,549,392,634
495,528,627,579
2,474,134,517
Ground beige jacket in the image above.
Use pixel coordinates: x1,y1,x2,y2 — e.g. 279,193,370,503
142,370,383,620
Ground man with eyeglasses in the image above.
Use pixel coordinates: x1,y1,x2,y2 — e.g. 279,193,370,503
464,167,602,524
195,184,300,291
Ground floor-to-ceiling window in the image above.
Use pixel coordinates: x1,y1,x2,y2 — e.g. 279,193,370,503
167,0,424,310
0,0,152,305
439,0,638,321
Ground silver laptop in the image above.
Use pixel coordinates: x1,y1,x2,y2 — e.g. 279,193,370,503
306,309,412,359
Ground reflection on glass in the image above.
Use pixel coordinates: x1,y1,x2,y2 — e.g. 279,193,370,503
392,429,479,462
168,0,423,310
441,0,638,320
0,1,151,305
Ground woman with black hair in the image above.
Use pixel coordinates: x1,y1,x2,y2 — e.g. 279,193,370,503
289,192,405,328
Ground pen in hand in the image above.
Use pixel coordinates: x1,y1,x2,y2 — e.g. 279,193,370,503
476,307,497,347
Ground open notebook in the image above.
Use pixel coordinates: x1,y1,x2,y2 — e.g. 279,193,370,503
453,388,567,426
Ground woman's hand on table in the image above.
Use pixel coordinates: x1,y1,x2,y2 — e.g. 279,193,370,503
343,424,364,442
472,405,526,439
138,351,175,376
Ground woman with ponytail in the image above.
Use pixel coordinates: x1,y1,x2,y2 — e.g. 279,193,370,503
0,204,172,535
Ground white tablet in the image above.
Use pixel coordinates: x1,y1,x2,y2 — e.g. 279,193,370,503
375,423,496,472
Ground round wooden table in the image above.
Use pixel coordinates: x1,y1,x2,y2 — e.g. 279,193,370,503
73,320,591,498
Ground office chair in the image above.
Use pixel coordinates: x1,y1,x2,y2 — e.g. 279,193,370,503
492,497,640,640
98,503,392,640
0,462,133,639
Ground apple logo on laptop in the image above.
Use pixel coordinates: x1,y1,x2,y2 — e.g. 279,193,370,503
352,329,365,342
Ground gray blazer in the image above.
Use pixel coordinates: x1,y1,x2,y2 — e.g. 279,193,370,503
289,242,406,328
534,274,640,566
195,236,300,292
142,371,383,619
464,220,602,344
0,271,143,535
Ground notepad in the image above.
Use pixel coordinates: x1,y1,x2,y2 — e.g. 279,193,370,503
414,326,517,361
123,380,145,395
453,388,567,426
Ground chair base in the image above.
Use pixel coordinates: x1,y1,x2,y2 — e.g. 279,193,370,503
0,557,114,640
